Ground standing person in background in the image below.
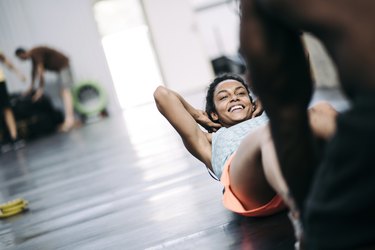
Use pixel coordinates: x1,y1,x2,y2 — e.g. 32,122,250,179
239,0,375,249
0,51,26,152
15,46,75,132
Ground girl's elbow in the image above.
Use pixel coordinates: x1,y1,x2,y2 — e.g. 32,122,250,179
153,85,167,102
154,85,172,111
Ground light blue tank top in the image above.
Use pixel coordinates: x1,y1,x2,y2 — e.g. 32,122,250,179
211,113,269,179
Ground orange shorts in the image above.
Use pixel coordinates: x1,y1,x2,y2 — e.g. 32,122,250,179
220,154,287,217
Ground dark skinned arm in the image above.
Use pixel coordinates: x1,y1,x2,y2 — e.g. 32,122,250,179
239,0,319,212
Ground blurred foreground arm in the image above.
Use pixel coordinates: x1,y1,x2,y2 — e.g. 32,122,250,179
239,0,318,211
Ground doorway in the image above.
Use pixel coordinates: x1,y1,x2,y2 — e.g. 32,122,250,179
93,0,163,110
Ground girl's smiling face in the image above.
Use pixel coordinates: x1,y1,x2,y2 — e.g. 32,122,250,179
211,79,254,127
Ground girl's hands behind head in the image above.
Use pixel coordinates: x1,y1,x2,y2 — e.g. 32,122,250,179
195,109,222,132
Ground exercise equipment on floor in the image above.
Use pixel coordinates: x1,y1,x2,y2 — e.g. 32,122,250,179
71,80,108,122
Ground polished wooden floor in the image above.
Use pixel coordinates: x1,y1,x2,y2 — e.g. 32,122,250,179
0,88,348,250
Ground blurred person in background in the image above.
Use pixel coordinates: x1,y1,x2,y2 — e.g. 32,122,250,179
0,51,26,152
15,46,75,132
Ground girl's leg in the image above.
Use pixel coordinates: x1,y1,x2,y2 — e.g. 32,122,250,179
230,124,294,208
260,126,291,204
308,101,338,140
229,125,279,210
